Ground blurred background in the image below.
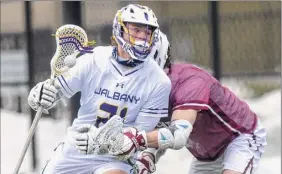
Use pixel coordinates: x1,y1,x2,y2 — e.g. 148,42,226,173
1,1,281,174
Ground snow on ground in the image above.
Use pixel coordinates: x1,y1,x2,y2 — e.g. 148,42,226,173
1,110,69,174
1,89,281,174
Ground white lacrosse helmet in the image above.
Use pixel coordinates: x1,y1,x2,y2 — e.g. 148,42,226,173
150,31,170,68
112,4,160,61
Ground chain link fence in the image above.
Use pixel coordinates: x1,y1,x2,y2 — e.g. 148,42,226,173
219,2,280,75
83,1,280,75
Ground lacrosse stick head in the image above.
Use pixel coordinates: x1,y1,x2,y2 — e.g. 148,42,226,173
50,24,95,78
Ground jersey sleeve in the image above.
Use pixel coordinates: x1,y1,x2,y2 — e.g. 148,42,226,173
171,76,210,111
55,53,94,98
139,79,171,118
132,115,161,132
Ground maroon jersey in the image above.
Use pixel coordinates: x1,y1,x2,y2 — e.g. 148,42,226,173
167,64,257,161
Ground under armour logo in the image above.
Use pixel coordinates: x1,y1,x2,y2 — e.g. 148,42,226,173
116,83,125,88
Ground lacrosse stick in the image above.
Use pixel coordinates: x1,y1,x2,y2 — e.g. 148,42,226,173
13,24,94,174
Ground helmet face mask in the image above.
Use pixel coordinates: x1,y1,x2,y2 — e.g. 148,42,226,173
122,22,156,57
124,22,153,44
112,4,160,61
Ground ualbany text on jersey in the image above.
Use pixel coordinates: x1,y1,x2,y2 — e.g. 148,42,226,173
94,87,140,104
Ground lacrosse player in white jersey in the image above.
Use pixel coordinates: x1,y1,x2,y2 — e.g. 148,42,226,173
27,4,171,174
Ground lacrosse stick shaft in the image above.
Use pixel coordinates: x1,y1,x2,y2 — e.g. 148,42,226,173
13,79,54,174
13,106,44,174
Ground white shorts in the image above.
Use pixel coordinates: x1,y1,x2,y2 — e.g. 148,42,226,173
188,118,267,174
41,142,133,174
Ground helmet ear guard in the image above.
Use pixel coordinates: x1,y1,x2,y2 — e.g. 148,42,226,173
164,44,172,69
149,31,170,69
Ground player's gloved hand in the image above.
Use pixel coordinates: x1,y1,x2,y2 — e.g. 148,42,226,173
28,79,62,114
68,115,124,155
133,151,156,174
109,127,148,161
67,124,107,155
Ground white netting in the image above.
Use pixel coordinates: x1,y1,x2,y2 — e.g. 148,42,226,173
51,24,93,77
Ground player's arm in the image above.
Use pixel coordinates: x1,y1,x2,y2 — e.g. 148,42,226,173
55,52,94,98
146,109,196,149
27,52,94,112
147,76,210,150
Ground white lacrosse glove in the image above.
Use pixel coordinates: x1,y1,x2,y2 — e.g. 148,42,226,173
28,79,61,114
67,124,108,155
109,127,148,161
68,115,124,155
132,151,156,174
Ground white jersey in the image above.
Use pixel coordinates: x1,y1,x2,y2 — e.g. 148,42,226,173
56,46,171,131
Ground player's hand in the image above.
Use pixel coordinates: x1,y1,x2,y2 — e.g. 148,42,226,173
67,124,110,155
28,79,61,114
134,151,156,174
109,127,148,161
68,115,124,155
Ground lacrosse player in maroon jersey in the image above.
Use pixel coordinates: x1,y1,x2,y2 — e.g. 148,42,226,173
109,31,267,174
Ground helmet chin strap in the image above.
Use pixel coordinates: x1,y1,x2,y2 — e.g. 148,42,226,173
117,56,143,68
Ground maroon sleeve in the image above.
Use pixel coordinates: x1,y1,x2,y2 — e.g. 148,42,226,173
171,76,210,111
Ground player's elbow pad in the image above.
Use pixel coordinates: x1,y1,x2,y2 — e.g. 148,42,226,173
158,120,192,150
